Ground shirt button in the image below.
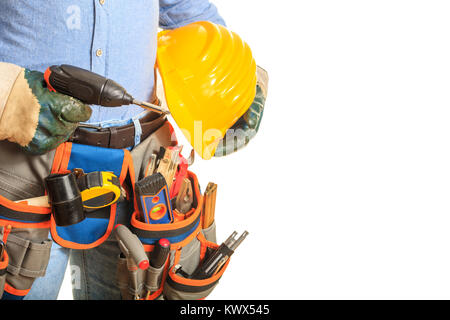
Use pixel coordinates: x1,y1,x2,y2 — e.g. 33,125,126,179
96,49,103,57
99,0,105,5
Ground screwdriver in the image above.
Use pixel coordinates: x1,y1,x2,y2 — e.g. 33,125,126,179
145,238,171,299
150,238,171,269
44,64,169,114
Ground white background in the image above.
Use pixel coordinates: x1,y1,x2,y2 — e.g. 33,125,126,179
59,0,450,299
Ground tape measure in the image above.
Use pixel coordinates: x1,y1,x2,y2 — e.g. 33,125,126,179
74,169,121,210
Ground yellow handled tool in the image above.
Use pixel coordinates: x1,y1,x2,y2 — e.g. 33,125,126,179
15,170,121,211
76,170,121,210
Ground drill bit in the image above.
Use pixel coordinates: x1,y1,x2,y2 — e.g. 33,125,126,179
133,99,170,115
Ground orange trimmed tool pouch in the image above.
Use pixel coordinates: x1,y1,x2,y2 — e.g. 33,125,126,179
130,171,202,247
116,170,230,300
49,143,129,249
163,230,230,300
118,171,204,300
0,202,52,300
118,219,230,300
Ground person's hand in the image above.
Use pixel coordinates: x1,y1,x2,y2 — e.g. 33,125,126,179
0,64,92,155
214,66,268,157
23,70,92,154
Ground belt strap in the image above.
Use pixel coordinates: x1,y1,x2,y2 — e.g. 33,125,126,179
69,112,167,149
69,67,163,149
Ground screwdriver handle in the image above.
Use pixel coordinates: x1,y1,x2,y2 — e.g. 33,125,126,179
44,64,134,107
150,238,171,269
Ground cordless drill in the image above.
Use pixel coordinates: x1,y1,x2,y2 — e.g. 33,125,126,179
44,64,169,114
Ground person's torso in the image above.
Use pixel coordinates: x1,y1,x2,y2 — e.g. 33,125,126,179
0,0,159,123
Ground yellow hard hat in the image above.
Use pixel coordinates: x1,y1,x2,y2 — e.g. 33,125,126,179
157,21,257,159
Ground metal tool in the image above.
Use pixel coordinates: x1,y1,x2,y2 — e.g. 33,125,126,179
187,149,195,166
144,154,158,177
44,65,169,114
175,178,193,214
156,146,181,190
189,230,248,280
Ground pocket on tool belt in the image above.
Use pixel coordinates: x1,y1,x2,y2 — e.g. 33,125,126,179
116,246,170,300
129,171,203,247
163,232,230,300
2,229,52,297
118,171,207,300
116,253,148,300
202,221,217,244
0,196,52,300
49,142,130,249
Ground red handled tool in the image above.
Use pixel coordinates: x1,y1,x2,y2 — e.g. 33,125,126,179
170,155,188,198
114,224,149,270
150,238,171,269
145,238,171,299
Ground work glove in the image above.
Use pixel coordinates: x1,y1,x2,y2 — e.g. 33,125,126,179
0,62,92,155
214,66,269,157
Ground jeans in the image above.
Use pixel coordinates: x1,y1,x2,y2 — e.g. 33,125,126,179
25,200,133,300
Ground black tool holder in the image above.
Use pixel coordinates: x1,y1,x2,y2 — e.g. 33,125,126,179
45,172,85,226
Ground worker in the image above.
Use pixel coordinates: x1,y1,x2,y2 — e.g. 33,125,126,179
0,1,266,300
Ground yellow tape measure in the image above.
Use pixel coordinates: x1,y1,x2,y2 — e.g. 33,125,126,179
74,169,121,210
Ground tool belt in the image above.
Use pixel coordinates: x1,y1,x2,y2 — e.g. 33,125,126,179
0,119,231,300
69,111,166,149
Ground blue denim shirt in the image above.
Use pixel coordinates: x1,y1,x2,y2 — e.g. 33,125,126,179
0,0,225,131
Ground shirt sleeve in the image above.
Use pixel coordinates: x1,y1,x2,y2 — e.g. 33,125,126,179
159,0,226,29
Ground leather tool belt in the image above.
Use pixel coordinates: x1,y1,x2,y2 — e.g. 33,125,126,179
69,111,167,149
69,78,164,149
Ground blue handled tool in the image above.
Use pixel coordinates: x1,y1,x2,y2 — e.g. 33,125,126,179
135,173,174,224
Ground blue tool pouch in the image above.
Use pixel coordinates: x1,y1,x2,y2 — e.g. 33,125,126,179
49,142,130,249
